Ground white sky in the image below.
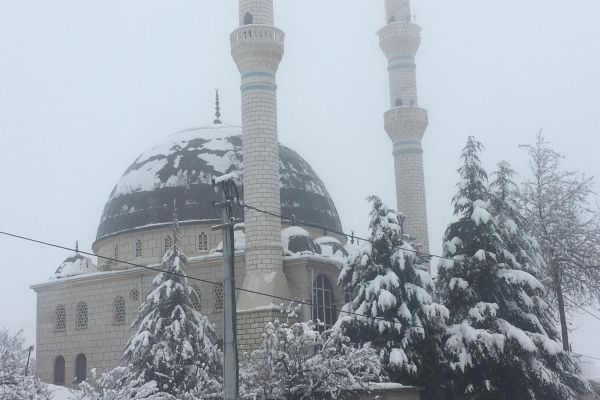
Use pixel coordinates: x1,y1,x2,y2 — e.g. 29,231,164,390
0,0,599,360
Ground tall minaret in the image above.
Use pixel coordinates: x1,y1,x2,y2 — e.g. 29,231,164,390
231,0,291,309
380,0,430,253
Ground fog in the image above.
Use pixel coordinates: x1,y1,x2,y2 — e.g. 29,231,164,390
0,0,598,359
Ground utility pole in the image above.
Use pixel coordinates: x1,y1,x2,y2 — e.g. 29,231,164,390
213,177,239,399
25,345,33,375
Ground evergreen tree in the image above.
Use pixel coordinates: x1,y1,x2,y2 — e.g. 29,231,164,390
336,196,449,398
437,137,590,400
122,207,222,397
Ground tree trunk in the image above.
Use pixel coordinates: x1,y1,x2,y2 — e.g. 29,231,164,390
553,268,570,351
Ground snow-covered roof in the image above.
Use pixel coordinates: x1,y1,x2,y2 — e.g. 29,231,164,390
96,124,342,241
53,253,97,279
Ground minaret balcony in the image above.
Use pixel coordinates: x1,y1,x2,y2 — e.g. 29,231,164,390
384,106,428,142
379,22,421,58
231,24,285,73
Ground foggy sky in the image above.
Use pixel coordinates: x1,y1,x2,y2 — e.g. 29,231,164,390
1,0,599,359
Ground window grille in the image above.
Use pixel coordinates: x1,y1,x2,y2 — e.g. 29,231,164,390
135,240,142,257
53,356,65,385
214,285,224,311
75,354,87,383
344,286,354,304
191,286,201,311
130,289,140,301
312,274,336,331
198,232,208,251
76,301,88,329
114,296,126,324
55,305,67,332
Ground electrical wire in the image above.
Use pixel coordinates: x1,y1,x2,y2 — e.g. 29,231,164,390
564,296,600,323
2,228,600,364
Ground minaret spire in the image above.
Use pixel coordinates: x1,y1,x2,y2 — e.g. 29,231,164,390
380,0,430,255
214,89,222,125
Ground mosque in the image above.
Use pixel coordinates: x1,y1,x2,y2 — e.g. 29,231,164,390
31,0,429,392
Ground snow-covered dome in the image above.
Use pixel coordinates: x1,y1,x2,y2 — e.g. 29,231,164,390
53,252,97,279
96,125,343,240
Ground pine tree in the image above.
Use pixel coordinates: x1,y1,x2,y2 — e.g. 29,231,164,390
437,137,590,400
122,206,222,397
336,196,449,398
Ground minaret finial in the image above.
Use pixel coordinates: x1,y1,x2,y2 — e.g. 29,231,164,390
75,241,79,253
214,89,222,125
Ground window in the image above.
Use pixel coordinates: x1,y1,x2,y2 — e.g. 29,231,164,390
388,16,396,23
113,244,119,259
395,98,403,107
191,286,201,311
76,301,88,329
53,356,65,385
198,232,208,251
55,305,66,332
243,12,253,25
135,240,142,257
164,235,173,253
130,289,140,301
75,354,86,383
114,296,126,324
214,285,224,311
312,274,336,331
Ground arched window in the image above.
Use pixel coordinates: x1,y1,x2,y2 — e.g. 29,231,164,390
312,274,336,331
130,289,140,301
243,12,253,25
76,301,88,329
388,16,396,23
198,232,208,251
135,240,142,257
113,243,119,259
114,296,126,324
53,356,65,385
164,235,173,253
75,354,87,383
214,285,224,311
395,98,403,107
55,305,67,332
191,286,201,311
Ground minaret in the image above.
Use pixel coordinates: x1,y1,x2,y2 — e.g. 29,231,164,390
231,0,291,310
380,0,430,253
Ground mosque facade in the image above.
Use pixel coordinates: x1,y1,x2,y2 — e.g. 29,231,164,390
31,0,429,392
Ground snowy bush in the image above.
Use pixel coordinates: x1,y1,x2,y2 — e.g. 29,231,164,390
335,196,448,399
0,328,49,400
437,137,591,399
240,308,381,400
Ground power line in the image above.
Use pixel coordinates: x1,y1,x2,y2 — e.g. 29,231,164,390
2,228,600,365
564,296,600,323
0,230,391,325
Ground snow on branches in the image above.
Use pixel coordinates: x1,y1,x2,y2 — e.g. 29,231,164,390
437,137,591,399
336,196,447,397
240,308,381,400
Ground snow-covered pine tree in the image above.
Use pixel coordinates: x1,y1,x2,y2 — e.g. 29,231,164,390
335,196,449,398
240,306,381,400
122,206,222,397
437,137,590,400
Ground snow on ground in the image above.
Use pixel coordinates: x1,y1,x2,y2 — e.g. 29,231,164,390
45,384,77,400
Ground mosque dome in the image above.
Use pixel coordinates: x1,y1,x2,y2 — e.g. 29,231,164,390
96,124,343,241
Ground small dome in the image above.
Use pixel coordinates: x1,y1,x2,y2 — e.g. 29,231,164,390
54,253,97,279
96,125,343,240
316,236,349,258
282,226,320,255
